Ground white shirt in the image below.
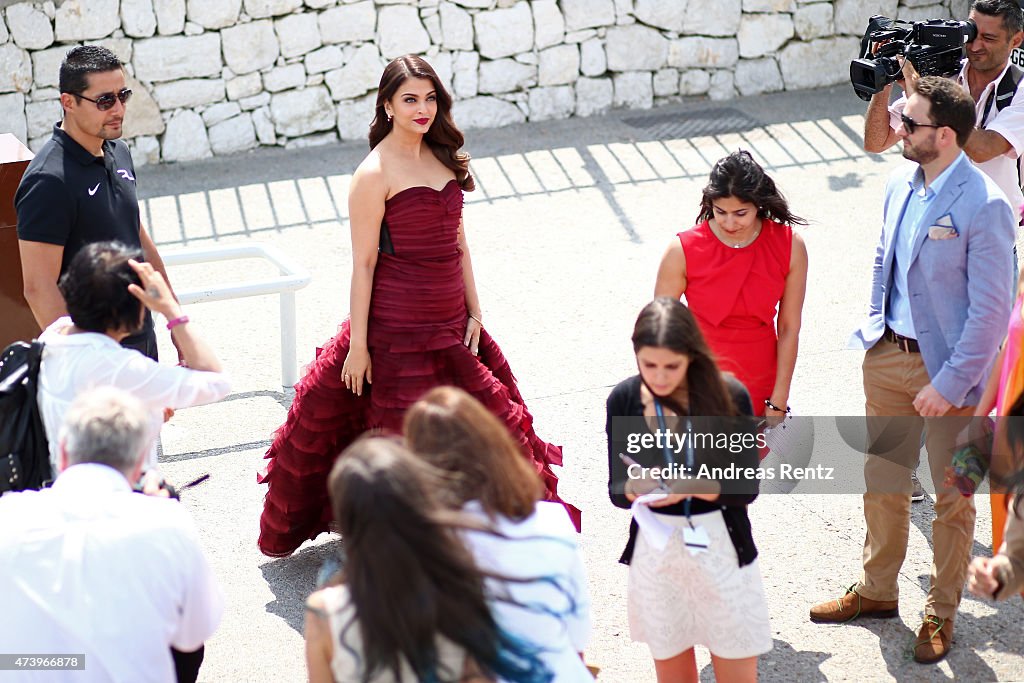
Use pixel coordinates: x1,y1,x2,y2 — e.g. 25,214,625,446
38,317,231,471
889,61,1024,209
463,501,593,683
321,584,466,682
0,464,224,683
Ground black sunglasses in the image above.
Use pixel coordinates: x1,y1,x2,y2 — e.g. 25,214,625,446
74,88,132,111
900,112,942,134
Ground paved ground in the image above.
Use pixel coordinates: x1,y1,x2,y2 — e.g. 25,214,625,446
137,84,1024,682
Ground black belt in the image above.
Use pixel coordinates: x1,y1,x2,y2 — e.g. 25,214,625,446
883,326,919,353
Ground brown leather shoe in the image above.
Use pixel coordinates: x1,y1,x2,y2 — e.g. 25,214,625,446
809,584,899,623
913,616,953,664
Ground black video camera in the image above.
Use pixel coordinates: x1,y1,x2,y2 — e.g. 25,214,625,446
850,15,977,101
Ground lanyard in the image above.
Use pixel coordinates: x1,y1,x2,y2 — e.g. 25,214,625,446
654,398,692,519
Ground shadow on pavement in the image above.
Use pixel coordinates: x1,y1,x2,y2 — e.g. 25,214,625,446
139,85,870,199
910,571,1024,665
139,85,875,249
260,539,342,635
220,388,295,410
902,500,1022,678
843,618,919,682
695,639,829,682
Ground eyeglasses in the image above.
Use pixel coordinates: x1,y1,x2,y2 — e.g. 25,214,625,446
900,113,942,134
73,88,132,111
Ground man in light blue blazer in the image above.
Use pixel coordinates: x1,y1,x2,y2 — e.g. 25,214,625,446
810,77,1015,663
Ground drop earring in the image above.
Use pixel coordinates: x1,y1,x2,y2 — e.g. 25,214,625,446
387,113,392,123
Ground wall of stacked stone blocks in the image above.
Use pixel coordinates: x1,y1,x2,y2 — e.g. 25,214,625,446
0,0,969,164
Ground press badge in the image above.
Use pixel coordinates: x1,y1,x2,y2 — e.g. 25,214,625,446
682,524,709,556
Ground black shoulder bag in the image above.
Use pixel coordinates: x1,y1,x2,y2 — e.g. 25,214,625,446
0,340,51,492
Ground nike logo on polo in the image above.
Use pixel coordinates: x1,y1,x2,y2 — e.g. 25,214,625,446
88,183,100,196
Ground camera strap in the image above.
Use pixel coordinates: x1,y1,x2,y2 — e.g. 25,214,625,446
980,64,1024,127
979,64,1024,186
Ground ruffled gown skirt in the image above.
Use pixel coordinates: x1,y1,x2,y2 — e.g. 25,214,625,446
257,182,579,557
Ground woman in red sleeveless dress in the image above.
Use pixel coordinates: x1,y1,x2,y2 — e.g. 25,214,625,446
257,55,579,557
655,151,808,418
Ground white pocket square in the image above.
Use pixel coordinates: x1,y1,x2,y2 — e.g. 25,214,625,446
928,225,958,240
935,214,955,227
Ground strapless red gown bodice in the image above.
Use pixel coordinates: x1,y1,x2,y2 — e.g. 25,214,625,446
370,180,465,339
258,180,579,556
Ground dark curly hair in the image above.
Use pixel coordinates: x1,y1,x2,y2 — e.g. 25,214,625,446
58,241,144,335
698,151,806,227
368,55,475,192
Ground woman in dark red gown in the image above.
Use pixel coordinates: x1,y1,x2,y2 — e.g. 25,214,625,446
258,55,579,557
654,151,808,418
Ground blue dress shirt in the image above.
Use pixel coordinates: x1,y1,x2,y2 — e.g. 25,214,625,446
886,152,967,338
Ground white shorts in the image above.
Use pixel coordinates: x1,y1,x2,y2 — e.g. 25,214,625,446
627,509,773,660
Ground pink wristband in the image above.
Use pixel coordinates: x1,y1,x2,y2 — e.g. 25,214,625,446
166,315,190,331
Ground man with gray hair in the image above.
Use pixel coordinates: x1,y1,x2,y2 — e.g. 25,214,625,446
0,387,223,683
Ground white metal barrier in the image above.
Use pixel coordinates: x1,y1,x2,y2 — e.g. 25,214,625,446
162,243,311,390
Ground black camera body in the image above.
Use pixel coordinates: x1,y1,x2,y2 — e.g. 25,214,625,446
850,15,977,101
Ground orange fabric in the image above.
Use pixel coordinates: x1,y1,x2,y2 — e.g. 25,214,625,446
993,295,1024,557
993,493,1010,554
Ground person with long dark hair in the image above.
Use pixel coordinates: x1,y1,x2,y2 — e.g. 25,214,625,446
654,150,808,418
303,437,552,682
257,55,578,557
605,298,771,683
405,387,593,681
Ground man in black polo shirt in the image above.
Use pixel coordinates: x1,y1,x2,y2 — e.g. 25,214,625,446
16,45,176,361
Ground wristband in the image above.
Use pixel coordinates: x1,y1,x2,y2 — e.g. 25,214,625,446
166,315,190,331
764,399,791,413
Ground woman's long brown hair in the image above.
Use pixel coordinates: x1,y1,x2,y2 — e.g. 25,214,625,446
404,387,543,521
631,297,738,417
368,54,475,192
328,437,548,682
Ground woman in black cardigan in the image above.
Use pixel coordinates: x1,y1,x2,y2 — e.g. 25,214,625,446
606,297,771,683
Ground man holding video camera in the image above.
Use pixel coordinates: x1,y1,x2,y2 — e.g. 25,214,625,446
864,0,1024,215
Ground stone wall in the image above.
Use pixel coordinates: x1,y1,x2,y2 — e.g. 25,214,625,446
0,0,968,163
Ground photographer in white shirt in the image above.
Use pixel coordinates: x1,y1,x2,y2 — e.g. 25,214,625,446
864,0,1024,212
37,241,230,483
0,387,224,683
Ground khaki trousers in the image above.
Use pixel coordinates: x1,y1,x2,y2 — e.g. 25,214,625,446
857,340,976,621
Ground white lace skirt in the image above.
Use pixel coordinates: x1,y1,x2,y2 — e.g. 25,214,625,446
627,509,773,660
